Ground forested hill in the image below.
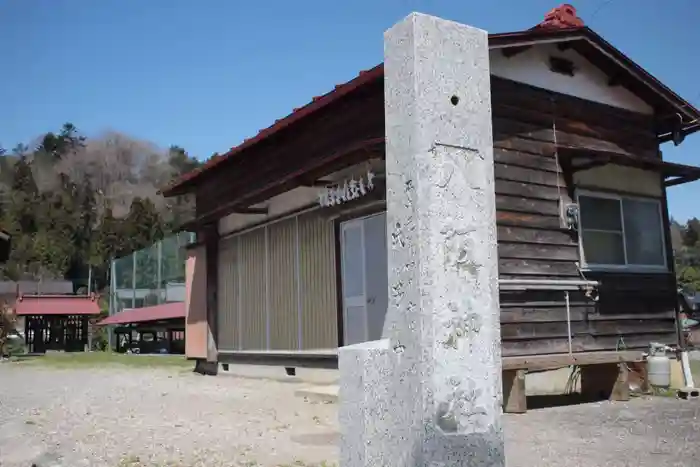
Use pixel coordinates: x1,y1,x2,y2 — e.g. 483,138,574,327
3,123,700,295
0,123,204,291
673,218,700,293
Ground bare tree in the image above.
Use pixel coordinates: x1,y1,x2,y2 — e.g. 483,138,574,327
56,131,172,218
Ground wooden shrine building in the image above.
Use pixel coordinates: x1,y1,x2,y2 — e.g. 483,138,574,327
15,294,101,353
162,5,700,410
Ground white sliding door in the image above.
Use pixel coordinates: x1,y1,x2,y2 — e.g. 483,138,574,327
340,212,388,345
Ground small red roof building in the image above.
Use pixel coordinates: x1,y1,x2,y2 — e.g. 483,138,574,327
97,302,185,326
14,294,101,316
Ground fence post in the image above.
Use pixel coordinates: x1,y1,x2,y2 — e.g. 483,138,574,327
108,258,115,351
157,241,163,304
132,251,137,309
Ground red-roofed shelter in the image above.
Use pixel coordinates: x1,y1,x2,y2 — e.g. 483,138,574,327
97,302,186,354
15,294,101,353
98,302,185,326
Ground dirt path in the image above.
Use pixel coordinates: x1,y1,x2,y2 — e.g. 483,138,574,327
0,364,337,466
2,364,700,466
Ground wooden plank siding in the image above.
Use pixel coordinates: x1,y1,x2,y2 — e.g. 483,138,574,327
195,78,385,220
491,77,677,356
207,74,678,360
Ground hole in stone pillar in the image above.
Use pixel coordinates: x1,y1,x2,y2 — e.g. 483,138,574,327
450,95,460,106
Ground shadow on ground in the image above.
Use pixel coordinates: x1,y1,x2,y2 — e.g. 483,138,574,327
526,393,599,410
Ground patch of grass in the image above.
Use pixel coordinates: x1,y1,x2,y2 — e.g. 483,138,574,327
15,351,192,370
653,387,678,398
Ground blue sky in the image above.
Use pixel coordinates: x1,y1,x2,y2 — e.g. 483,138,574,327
1,0,699,221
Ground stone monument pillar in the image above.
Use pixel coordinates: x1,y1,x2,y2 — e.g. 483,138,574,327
338,12,504,467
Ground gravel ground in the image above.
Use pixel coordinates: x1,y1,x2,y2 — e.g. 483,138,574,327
2,364,700,467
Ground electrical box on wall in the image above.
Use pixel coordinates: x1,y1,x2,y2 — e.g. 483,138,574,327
559,199,579,231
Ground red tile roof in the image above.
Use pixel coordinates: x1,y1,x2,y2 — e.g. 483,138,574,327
535,4,584,29
162,64,384,196
161,3,700,197
97,302,185,326
15,294,101,316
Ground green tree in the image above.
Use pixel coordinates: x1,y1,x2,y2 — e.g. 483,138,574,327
7,152,39,233
165,146,201,230
124,197,164,250
0,123,190,292
37,122,85,160
168,146,201,175
683,218,700,247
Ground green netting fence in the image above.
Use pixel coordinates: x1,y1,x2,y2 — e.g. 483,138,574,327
109,232,195,313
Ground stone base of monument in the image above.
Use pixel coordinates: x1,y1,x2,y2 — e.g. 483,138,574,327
338,340,394,466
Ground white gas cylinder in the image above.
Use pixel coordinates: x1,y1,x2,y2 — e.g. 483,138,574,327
647,343,671,388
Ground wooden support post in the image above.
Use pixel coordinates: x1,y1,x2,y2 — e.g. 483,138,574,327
502,369,527,413
580,363,630,402
203,223,220,367
627,361,649,394
612,363,630,401
194,359,218,376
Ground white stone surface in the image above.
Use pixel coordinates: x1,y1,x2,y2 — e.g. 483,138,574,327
339,12,503,467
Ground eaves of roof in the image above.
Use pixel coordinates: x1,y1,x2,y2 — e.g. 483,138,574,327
162,23,700,197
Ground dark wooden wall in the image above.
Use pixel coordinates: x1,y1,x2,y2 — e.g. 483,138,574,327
193,71,679,359
492,77,677,356
194,78,385,223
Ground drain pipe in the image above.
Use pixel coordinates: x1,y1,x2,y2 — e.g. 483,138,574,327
499,279,599,291
565,290,573,355
680,350,695,388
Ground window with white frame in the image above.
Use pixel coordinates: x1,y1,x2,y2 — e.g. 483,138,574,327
577,192,667,269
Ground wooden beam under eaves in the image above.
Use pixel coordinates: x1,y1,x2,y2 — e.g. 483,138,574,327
569,157,611,173
608,74,621,87
301,179,333,187
501,45,531,58
232,207,268,215
665,174,700,188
